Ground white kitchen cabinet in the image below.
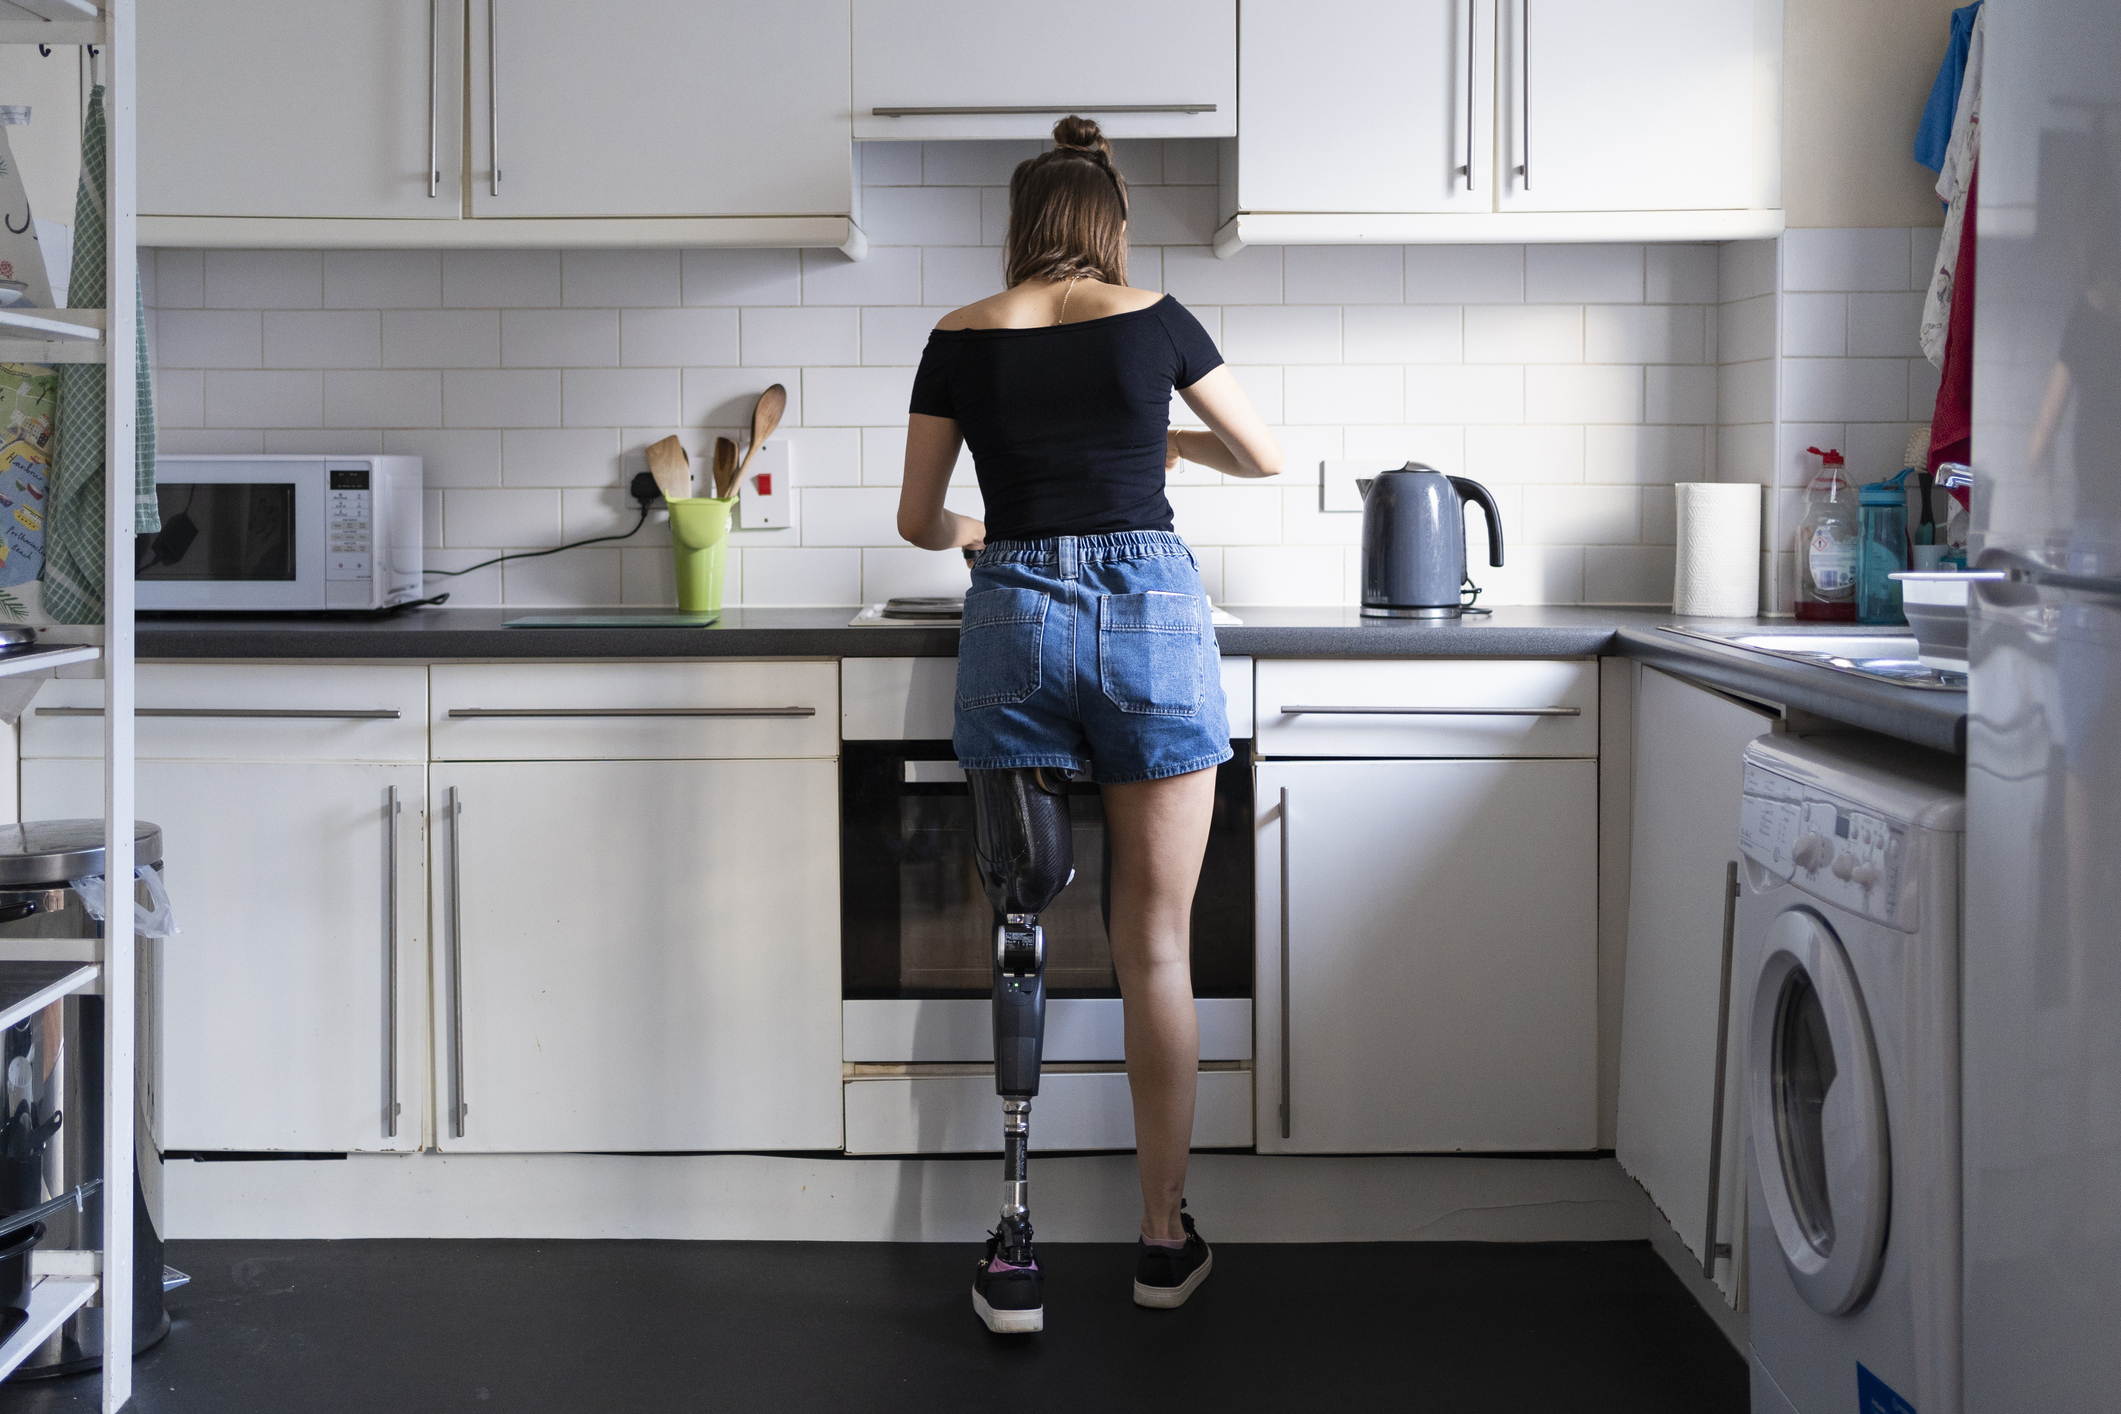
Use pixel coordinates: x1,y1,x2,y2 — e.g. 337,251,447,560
22,665,432,1155
469,0,853,220
432,758,842,1153
851,0,1235,141
1496,0,1773,215
1615,666,1774,1306
1255,756,1598,1154
1218,0,1781,251
1236,0,1491,217
140,0,466,219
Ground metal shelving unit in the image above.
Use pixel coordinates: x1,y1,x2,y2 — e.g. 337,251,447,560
0,4,138,1410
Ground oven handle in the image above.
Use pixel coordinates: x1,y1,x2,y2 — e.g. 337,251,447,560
1278,705,1580,717
38,707,402,719
446,707,816,719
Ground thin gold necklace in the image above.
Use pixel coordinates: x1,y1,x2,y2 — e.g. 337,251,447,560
1055,276,1081,326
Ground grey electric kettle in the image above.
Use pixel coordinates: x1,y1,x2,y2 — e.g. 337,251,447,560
1357,463,1505,619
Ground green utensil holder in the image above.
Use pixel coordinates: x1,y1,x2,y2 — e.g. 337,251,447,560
668,497,736,614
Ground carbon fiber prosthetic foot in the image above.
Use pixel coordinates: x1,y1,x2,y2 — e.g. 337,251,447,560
965,767,1076,1334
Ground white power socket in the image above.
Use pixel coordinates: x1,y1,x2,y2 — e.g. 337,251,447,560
739,439,791,529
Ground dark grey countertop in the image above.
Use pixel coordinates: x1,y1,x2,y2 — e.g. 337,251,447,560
134,604,1966,754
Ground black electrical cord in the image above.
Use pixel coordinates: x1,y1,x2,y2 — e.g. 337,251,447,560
426,473,660,578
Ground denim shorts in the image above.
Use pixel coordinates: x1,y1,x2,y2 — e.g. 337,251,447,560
953,531,1233,785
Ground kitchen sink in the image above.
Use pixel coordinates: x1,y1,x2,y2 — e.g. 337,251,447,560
1660,625,1967,690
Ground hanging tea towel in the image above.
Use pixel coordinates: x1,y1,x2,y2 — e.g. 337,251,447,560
41,85,156,625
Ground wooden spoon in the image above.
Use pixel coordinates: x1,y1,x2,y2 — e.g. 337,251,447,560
713,436,739,500
734,383,787,482
644,435,692,502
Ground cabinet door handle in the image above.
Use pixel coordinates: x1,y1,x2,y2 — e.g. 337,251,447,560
384,786,401,1139
1277,704,1580,717
1517,0,1530,189
1459,0,1475,191
869,104,1216,117
427,0,440,198
1701,860,1740,1278
37,707,402,719
444,707,817,719
487,0,501,193
1278,786,1292,1142
446,786,467,1139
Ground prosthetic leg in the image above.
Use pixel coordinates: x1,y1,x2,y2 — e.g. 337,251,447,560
965,766,1074,1334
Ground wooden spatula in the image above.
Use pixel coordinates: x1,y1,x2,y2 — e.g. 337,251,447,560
712,437,740,500
645,435,692,502
734,384,787,483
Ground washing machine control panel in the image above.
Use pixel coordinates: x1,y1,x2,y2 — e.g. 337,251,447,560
1740,764,1917,930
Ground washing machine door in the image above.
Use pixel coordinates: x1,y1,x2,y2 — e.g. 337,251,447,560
1747,906,1890,1316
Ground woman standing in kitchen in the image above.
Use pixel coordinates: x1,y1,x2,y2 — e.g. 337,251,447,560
896,116,1283,1331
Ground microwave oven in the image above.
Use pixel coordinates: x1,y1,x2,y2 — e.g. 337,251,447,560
136,456,423,612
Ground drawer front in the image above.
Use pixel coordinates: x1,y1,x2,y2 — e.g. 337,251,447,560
1255,658,1598,758
840,655,1254,741
431,661,839,760
23,664,429,762
843,998,1253,1063
844,1069,1252,1154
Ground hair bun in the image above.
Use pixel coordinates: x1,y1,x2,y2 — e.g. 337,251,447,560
1051,114,1112,158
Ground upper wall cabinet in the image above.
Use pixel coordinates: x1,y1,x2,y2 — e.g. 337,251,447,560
851,0,1235,141
1218,0,1783,253
139,0,862,252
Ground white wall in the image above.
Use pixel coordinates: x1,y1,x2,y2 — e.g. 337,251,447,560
145,140,1726,609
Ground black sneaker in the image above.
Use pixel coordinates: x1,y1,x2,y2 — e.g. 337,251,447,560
972,1230,1044,1334
1133,1205,1212,1309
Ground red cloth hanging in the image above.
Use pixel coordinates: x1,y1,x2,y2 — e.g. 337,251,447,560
1929,160,1978,507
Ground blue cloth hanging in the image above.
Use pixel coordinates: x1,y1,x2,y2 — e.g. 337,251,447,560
1914,2,1982,174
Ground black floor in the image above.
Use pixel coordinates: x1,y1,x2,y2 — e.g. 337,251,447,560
0,1239,1744,1413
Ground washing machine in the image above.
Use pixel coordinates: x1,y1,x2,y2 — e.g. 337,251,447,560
1736,734,1963,1414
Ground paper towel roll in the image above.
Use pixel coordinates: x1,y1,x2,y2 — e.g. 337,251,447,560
1672,483,1762,617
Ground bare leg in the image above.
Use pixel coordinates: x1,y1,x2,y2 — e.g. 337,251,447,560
1102,766,1218,1242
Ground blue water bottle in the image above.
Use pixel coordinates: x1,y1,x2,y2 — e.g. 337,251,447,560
1857,471,1912,624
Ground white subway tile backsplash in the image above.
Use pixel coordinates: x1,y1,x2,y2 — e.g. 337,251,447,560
921,140,1039,186
857,141,922,186
682,249,803,307
443,251,562,308
744,547,862,604
445,488,562,548
155,368,204,428
805,366,917,426
204,370,321,428
383,310,501,368
1284,365,1400,424
159,310,261,368
1641,484,1678,543
1718,359,1776,428
1223,306,1339,364
563,368,680,428
1585,306,1704,365
1464,305,1581,363
1716,422,1776,486
384,429,502,488
980,188,1011,246
922,246,1005,306
1646,245,1719,305
1846,292,1925,358
266,429,382,455
620,546,678,606
1406,365,1522,424
1529,365,1644,424
1345,424,1461,472
1343,306,1460,364
155,250,205,309
1167,485,1284,545
1109,140,1162,186
1584,545,1676,603
683,367,803,428
1127,187,1219,246
1223,545,1344,605
160,429,266,454
1523,486,1639,545
1719,239,1777,302
1783,228,1911,293
742,307,859,367
502,546,624,606
1783,358,1911,423
1586,425,1706,484
444,369,561,428
1719,293,1776,365
779,427,864,488
325,370,441,429
1163,245,1280,305
861,546,975,603
1525,244,1644,303
1643,365,1714,425
1278,484,1363,547
324,251,442,309
418,550,502,605
1162,139,1218,186
803,247,922,306
1406,246,1522,303
503,428,623,488
562,250,681,308
505,309,620,368
1782,294,1846,357
622,308,740,367
1284,246,1402,305
1464,425,1584,483
862,306,952,366
863,186,983,246
1907,358,1942,421
202,250,322,309
264,310,382,369
1909,227,1943,290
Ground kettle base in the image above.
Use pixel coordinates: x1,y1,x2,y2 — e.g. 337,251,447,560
1360,604,1463,619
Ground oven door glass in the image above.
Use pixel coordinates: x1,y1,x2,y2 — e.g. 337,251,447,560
843,742,1252,1000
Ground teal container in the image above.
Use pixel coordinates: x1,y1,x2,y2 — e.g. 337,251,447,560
1857,473,1911,624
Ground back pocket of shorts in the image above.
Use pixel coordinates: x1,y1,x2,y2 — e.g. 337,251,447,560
956,587,1050,709
1098,591,1204,717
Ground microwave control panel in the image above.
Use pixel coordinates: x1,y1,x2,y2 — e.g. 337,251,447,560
327,467,372,581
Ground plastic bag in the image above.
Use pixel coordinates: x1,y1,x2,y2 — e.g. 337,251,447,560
68,864,179,937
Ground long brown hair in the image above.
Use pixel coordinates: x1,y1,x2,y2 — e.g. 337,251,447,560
1003,115,1128,288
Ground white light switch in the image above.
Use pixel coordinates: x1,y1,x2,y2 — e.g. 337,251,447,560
1321,460,1399,514
739,439,791,529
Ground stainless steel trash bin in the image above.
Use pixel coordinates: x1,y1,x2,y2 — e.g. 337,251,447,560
0,820,169,1376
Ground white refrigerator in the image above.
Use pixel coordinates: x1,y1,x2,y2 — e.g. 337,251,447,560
1963,1,2121,1408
